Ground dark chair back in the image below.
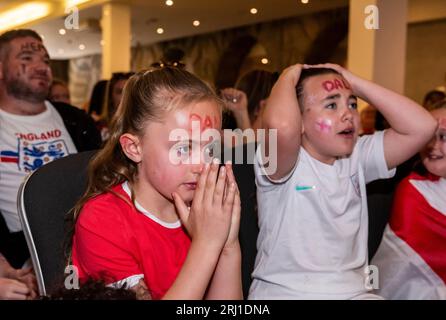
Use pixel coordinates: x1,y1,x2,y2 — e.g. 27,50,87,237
17,151,96,295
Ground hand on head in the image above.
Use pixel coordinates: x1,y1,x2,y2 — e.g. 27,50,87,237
221,88,248,114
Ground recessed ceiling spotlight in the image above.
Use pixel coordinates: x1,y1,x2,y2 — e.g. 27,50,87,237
59,28,66,35
165,0,174,6
193,20,200,27
250,8,258,14
261,58,269,64
157,27,164,34
301,0,309,4
79,44,85,50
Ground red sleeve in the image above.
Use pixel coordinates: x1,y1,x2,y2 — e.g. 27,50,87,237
72,197,143,286
390,176,418,232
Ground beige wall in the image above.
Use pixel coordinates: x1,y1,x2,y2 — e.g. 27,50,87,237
405,19,446,104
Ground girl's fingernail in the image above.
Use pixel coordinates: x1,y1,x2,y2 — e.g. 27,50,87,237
220,166,226,175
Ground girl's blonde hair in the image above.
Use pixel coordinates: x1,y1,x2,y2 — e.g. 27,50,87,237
65,67,222,259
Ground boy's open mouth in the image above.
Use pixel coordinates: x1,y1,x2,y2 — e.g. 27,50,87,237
337,128,355,137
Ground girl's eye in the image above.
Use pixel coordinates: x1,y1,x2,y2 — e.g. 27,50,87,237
325,103,336,110
176,145,190,157
349,102,358,110
439,133,446,142
205,145,215,158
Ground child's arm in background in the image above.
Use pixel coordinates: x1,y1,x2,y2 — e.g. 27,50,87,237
221,88,252,131
310,63,437,169
262,64,303,180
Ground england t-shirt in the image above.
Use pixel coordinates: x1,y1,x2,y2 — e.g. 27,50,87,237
249,131,395,299
0,101,77,232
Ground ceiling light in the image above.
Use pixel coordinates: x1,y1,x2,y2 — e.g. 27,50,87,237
59,29,66,35
79,44,85,50
193,20,200,27
261,58,269,65
0,2,51,33
165,0,174,6
250,8,258,15
157,27,164,34
66,0,91,8
301,0,309,4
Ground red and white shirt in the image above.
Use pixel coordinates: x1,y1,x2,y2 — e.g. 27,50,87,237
71,182,191,299
372,172,446,299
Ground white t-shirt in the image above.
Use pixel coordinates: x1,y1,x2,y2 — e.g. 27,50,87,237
249,131,395,299
0,101,77,232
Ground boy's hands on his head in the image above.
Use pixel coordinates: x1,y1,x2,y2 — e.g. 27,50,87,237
303,63,362,97
303,64,437,169
262,63,303,181
173,159,235,251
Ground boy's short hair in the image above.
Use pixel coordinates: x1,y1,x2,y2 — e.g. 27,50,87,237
423,90,445,110
0,29,42,60
295,68,341,112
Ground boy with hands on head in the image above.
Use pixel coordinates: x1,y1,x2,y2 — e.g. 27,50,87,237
250,63,437,299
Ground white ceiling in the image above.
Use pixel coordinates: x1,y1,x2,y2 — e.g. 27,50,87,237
26,0,349,59
4,0,446,60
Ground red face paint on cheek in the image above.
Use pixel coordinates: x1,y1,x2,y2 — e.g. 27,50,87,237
315,119,332,133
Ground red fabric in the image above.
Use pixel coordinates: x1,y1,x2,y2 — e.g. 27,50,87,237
389,172,446,283
71,184,191,299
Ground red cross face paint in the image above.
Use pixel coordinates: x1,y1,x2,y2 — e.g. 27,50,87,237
315,118,332,133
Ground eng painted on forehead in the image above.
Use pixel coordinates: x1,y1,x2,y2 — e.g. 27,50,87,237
20,42,48,54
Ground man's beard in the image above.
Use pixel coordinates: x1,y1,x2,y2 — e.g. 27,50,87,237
4,73,49,103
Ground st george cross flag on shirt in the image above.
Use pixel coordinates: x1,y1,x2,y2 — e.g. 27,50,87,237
372,172,446,299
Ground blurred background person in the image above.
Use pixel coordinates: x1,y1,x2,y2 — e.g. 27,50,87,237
423,89,445,111
48,79,70,105
359,104,377,136
97,72,134,141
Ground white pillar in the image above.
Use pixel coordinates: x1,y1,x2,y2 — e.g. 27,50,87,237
348,0,408,95
101,2,131,79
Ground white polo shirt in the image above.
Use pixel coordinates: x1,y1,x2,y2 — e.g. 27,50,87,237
249,131,395,299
